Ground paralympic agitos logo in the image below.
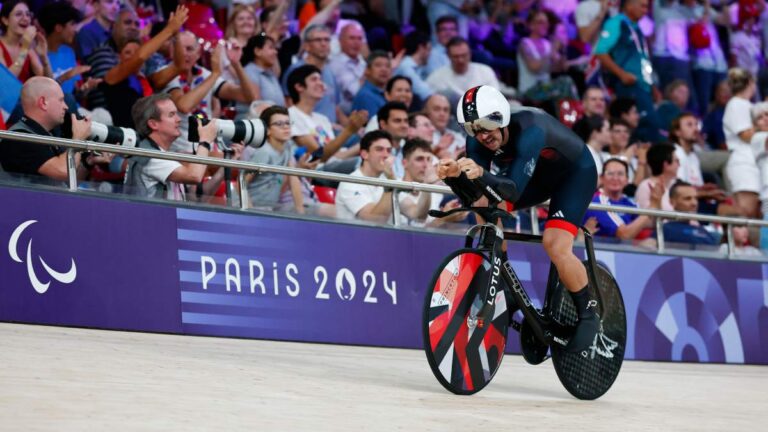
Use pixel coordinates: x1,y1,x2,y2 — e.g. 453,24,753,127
7,220,77,294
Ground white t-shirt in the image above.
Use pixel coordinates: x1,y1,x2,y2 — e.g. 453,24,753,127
336,168,388,220
138,156,185,201
751,131,768,199
723,96,755,164
675,144,703,186
588,145,604,177
426,63,501,106
397,191,444,226
288,105,335,149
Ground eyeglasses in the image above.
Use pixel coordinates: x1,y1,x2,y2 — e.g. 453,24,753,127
269,120,292,128
603,171,627,178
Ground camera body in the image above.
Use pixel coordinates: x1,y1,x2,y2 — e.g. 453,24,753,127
188,115,266,148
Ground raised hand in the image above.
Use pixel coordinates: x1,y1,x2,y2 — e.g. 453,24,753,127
210,43,223,75
21,25,36,48
167,5,190,34
225,38,243,64
347,110,369,131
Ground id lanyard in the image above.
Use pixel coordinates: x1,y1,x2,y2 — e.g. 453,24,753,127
622,14,654,86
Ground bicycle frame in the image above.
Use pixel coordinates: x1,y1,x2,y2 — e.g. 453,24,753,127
464,222,601,349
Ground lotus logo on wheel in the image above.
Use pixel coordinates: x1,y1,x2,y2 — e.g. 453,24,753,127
8,220,77,294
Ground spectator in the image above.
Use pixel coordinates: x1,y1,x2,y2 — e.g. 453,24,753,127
350,50,391,117
375,101,410,178
164,31,258,151
328,22,367,115
0,77,91,181
124,93,217,201
335,129,398,222
75,0,120,59
425,14,459,75
365,76,414,131
651,0,696,112
426,37,502,108
394,30,433,106
398,137,464,227
408,112,457,159
635,143,678,210
286,64,367,162
424,93,465,157
573,114,611,178
0,0,51,82
225,3,257,50
583,157,661,241
37,1,87,99
683,0,728,117
702,80,730,151
608,96,643,143
720,225,762,257
99,8,187,128
656,79,691,134
730,3,762,78
238,34,284,116
575,0,619,46
670,112,736,216
582,86,607,117
244,105,305,214
281,24,340,123
517,10,557,95
605,118,650,186
260,4,300,79
723,67,760,218
594,0,662,144
662,181,720,246
82,7,140,111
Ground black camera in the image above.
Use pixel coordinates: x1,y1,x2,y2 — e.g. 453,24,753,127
188,115,266,148
61,110,138,147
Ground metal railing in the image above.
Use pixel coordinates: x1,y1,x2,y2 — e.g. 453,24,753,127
1,130,766,259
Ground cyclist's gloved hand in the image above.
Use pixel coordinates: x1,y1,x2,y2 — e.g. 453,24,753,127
444,172,485,206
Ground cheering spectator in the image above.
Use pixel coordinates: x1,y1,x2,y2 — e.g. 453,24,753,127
426,37,502,108
723,67,760,218
373,102,409,178
75,0,120,59
225,3,258,50
424,93,465,157
583,158,661,241
260,4,300,79
635,143,678,210
37,1,88,101
327,22,367,115
365,76,414,131
730,3,763,78
287,64,368,162
517,10,558,95
164,31,258,151
604,119,650,186
335,130,398,222
0,0,51,82
350,50,391,117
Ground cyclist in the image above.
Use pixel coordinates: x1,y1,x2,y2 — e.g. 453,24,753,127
437,85,599,352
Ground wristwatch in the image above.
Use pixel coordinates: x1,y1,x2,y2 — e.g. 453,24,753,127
194,141,212,154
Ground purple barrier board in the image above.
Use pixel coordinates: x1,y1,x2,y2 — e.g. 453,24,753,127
0,188,181,333
1,186,767,364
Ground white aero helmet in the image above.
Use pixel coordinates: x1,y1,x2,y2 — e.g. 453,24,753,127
456,85,511,137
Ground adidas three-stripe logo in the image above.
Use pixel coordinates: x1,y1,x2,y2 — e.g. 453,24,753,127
552,210,565,218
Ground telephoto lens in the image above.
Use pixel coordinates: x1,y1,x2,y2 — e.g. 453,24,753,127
188,115,266,148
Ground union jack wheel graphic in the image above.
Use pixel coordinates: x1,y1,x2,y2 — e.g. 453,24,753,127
422,250,510,395
549,261,627,400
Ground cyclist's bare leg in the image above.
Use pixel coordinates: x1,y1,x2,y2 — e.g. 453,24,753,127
542,228,587,292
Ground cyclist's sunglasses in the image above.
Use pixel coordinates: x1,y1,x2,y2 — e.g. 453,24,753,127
460,111,504,137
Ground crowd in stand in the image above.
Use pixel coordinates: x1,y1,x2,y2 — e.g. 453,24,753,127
1,0,768,256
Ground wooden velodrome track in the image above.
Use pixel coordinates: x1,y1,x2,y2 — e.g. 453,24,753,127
0,323,764,431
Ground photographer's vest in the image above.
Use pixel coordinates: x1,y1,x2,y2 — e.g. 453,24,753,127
123,136,168,199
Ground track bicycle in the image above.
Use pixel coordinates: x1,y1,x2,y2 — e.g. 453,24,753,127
422,180,626,400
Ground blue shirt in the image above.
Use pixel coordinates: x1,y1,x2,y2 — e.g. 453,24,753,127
75,19,111,60
237,63,285,119
395,55,433,102
662,221,719,246
583,190,638,237
594,13,653,91
350,80,386,117
48,45,79,95
282,60,338,123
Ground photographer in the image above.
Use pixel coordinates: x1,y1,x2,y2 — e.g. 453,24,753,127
0,77,91,182
124,93,218,201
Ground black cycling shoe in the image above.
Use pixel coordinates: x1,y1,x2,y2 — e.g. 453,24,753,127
565,313,600,353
